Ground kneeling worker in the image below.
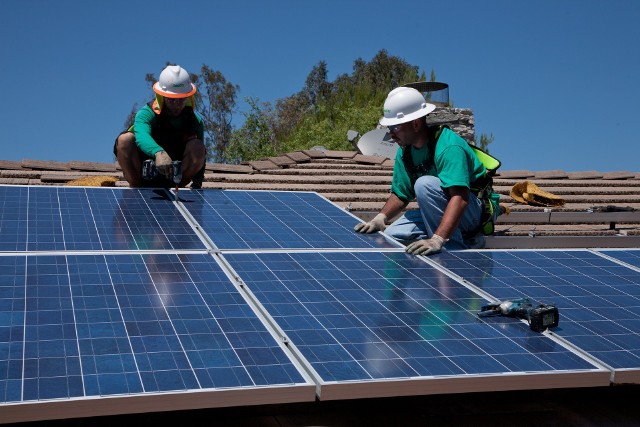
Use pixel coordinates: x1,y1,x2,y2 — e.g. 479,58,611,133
354,87,499,255
114,64,206,188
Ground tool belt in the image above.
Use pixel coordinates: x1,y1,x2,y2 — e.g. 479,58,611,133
470,172,498,236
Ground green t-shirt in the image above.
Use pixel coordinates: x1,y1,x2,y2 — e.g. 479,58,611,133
391,127,487,202
133,104,204,157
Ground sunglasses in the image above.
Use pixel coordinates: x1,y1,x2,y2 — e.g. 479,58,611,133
387,123,403,133
165,97,188,104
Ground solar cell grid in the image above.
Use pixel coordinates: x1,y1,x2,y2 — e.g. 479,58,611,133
0,252,310,410
599,249,640,269
179,189,400,250
225,251,601,392
0,187,206,252
0,186,28,251
430,250,640,378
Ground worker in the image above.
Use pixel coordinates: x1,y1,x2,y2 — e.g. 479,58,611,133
114,64,206,188
354,87,499,255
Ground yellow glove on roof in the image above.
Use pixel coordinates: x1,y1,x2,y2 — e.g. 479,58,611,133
510,181,565,207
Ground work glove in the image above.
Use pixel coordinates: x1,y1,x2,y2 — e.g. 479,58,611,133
354,213,387,234
155,151,173,179
405,234,447,256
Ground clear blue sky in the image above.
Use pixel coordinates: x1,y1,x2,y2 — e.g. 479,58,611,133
1,0,638,172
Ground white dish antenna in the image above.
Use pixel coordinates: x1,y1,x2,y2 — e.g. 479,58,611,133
357,128,398,159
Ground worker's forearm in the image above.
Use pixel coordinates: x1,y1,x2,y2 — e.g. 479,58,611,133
435,189,469,240
379,193,408,221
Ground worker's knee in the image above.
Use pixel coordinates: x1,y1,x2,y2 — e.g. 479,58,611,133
115,132,137,156
183,139,206,173
414,175,443,200
185,139,206,160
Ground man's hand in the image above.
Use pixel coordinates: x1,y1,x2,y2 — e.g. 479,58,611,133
405,234,447,256
354,213,387,234
155,151,173,179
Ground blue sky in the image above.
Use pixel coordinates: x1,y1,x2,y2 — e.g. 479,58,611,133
1,0,638,172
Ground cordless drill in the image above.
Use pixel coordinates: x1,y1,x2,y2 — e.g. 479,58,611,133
478,298,559,332
142,159,182,191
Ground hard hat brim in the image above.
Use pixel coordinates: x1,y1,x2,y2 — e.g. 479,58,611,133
379,103,436,127
153,82,197,98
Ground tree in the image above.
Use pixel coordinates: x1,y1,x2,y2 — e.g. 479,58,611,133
476,132,495,153
303,60,331,112
191,65,239,162
225,97,276,164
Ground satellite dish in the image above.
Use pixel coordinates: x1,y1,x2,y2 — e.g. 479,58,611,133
357,128,398,159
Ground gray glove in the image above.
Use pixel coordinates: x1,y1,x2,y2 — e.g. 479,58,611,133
354,213,387,234
155,151,173,179
405,234,446,256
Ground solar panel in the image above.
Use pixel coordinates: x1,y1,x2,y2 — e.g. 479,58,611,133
430,249,640,383
598,249,640,269
223,251,607,400
4,185,636,422
178,189,401,250
0,252,314,422
0,186,206,252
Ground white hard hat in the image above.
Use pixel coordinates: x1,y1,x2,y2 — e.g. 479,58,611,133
379,87,436,127
153,65,197,98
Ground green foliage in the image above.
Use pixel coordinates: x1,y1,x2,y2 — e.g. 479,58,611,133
225,49,422,162
225,97,277,164
279,101,383,154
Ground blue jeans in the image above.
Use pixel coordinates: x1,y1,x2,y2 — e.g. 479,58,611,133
384,175,484,250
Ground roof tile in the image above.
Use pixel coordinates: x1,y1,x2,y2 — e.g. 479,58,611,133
21,159,69,170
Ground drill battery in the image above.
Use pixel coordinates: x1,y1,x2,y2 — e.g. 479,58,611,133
528,303,560,332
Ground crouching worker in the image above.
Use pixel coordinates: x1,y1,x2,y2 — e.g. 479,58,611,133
114,64,206,188
354,87,500,256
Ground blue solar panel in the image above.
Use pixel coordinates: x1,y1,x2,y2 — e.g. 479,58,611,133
430,250,640,380
598,249,640,269
0,186,206,251
0,253,312,408
178,189,400,250
224,251,603,394
4,186,632,421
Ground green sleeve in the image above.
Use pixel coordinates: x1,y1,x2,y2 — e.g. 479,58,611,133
434,128,486,189
133,105,163,157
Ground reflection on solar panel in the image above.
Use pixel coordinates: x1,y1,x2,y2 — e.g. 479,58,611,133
224,251,606,400
178,189,401,250
0,186,206,252
430,250,640,383
2,185,633,423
